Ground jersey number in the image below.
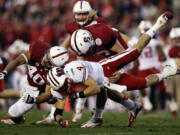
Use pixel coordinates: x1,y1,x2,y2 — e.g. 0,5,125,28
27,65,45,85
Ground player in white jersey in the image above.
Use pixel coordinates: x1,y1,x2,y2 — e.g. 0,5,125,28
162,29,180,118
22,51,179,128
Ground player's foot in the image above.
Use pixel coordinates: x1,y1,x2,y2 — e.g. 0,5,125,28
0,116,25,124
72,109,83,122
81,117,103,128
36,115,55,124
168,100,178,118
142,97,153,115
162,65,178,78
153,11,173,31
128,102,142,127
171,111,178,118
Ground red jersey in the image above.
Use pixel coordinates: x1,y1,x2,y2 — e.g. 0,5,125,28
27,40,51,91
69,24,116,59
65,17,108,35
168,45,180,58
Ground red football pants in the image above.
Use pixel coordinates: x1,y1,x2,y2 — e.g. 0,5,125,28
100,48,147,90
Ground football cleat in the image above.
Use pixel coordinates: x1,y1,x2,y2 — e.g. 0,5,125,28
36,115,55,124
142,97,153,114
81,118,103,128
0,117,15,125
128,102,142,127
71,109,83,122
0,116,25,124
171,111,178,118
153,11,173,30
162,65,178,78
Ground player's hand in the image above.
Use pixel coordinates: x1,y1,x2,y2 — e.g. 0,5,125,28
59,119,70,128
22,93,36,104
0,71,7,80
109,71,122,83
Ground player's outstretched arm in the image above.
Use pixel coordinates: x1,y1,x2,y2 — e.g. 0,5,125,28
60,34,71,49
0,51,30,80
135,12,173,53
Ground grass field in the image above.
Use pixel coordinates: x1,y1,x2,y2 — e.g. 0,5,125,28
0,110,180,135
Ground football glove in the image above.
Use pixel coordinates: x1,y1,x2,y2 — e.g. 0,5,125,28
22,93,36,104
58,118,70,128
0,71,7,80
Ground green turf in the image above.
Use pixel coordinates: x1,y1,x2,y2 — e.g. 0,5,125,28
0,110,180,135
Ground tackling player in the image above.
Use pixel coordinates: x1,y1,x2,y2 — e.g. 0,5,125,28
22,12,177,128
0,40,69,126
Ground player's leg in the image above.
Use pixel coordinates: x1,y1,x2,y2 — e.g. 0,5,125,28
36,105,56,124
0,81,39,124
135,12,173,53
81,88,107,128
100,12,173,74
106,89,142,127
72,98,87,122
166,76,178,118
0,98,34,124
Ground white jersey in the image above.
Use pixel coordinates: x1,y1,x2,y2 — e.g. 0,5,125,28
130,36,162,70
64,60,104,87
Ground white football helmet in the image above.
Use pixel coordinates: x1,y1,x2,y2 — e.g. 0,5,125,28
138,20,152,34
73,0,92,26
47,67,72,94
48,46,69,67
169,27,180,39
169,27,180,46
70,29,95,55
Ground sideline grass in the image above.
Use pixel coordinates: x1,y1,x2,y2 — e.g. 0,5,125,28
0,110,180,135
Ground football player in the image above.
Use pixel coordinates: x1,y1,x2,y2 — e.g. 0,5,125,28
38,0,130,124
130,21,167,114
0,40,69,125
168,27,180,58
68,12,175,127
22,12,177,128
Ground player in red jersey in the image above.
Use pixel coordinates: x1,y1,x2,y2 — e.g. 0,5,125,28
168,27,180,58
36,0,130,124
0,40,69,125
22,12,175,128
69,12,175,127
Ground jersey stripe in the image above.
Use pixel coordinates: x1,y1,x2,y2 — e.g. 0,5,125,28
99,48,137,65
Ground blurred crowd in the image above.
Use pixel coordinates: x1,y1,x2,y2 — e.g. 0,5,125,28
0,0,180,113
0,0,180,53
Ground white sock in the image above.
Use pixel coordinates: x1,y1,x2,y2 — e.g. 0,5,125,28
49,106,56,118
121,98,135,111
155,73,164,81
94,108,103,119
75,98,86,113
